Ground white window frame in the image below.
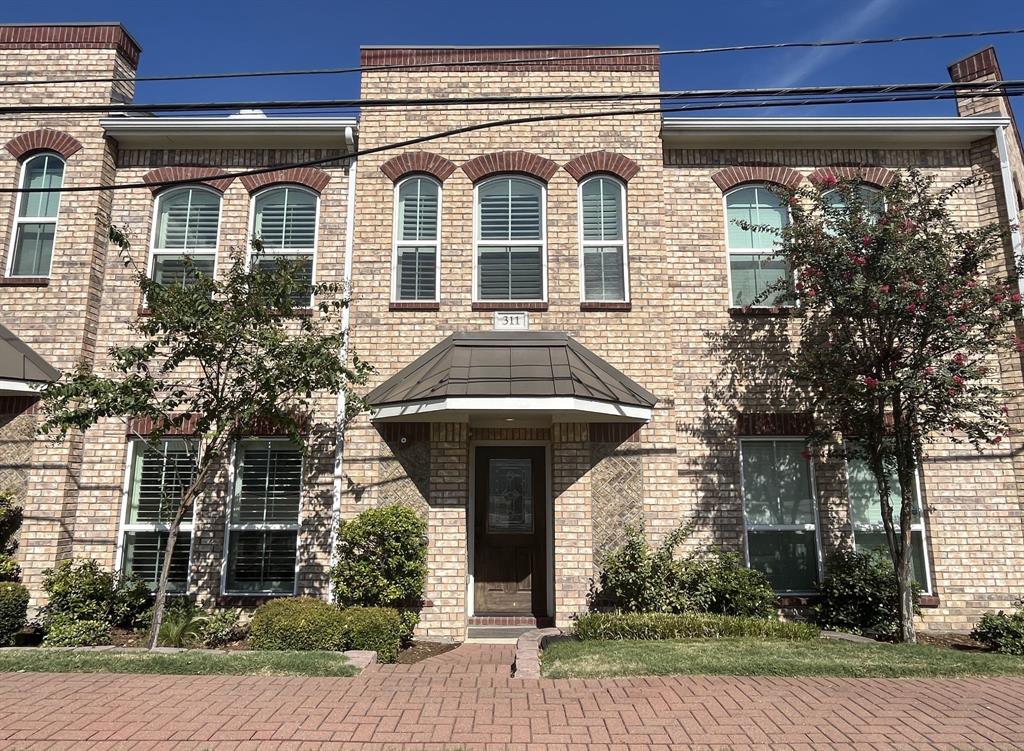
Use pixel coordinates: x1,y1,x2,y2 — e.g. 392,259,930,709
391,175,442,303
146,185,223,286
114,438,196,592
843,444,933,595
578,175,629,303
472,175,547,304
221,437,303,597
247,185,320,308
722,183,793,309
6,152,64,278
738,436,824,594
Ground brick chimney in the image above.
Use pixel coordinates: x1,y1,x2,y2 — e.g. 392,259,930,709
948,46,1009,119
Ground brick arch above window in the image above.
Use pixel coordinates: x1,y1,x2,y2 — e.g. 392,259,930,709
711,165,804,192
4,129,82,161
381,151,457,183
461,151,559,183
564,151,640,182
142,167,234,194
809,165,895,189
239,167,331,194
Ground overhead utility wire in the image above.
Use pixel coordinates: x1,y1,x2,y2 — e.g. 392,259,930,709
1,28,1022,87
0,79,1021,116
2,87,1021,195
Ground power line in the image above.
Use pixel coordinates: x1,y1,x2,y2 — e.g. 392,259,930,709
1,79,1021,116
2,87,1020,195
1,28,1022,87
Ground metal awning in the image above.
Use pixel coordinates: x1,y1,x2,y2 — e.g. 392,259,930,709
366,331,656,423
0,323,59,395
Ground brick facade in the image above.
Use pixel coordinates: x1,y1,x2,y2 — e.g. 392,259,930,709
1,30,1023,637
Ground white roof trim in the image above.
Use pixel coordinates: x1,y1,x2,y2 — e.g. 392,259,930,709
661,116,1010,132
371,396,652,423
0,378,43,395
102,116,358,149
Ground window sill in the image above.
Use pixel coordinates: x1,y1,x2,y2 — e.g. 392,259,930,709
919,594,940,608
0,276,49,287
390,301,440,312
729,306,798,317
215,593,294,608
777,594,821,608
580,301,631,312
472,301,549,312
137,306,152,317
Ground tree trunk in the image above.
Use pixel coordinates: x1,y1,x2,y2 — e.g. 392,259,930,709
147,496,192,649
896,552,916,643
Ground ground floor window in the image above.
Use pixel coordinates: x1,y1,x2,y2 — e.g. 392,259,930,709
846,446,932,593
223,439,302,595
119,439,195,591
739,438,821,592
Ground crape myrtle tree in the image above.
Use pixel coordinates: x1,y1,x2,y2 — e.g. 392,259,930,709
744,168,1022,642
39,227,371,649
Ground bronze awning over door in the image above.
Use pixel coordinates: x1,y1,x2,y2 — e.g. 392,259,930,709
366,331,656,423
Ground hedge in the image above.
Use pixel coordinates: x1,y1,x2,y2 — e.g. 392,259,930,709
249,598,348,652
573,611,819,641
0,582,28,646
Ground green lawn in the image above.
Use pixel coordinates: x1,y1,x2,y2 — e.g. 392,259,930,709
0,649,358,677
541,638,1024,679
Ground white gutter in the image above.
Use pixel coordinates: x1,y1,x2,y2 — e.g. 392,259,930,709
661,116,1011,133
994,124,1024,299
328,129,357,601
101,115,358,136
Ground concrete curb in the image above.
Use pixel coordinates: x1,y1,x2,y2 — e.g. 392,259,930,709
821,630,884,644
511,627,563,678
1,645,380,670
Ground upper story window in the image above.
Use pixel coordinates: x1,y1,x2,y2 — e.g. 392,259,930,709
8,153,64,278
725,184,790,307
250,186,317,306
475,176,545,302
825,185,884,223
580,176,628,302
393,176,440,302
149,186,220,286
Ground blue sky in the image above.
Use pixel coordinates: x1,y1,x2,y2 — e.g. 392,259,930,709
4,0,1024,118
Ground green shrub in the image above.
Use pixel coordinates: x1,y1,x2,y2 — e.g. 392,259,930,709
41,558,150,630
340,606,404,663
971,601,1024,655
249,597,347,651
0,582,28,646
0,554,21,583
595,525,777,619
200,609,248,648
158,608,209,648
573,611,819,641
111,575,151,629
42,617,112,647
331,505,426,643
0,491,21,556
816,549,918,641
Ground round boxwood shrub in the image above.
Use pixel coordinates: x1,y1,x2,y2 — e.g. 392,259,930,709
249,597,347,651
0,582,29,646
340,606,404,663
816,548,918,641
42,617,112,647
971,601,1024,655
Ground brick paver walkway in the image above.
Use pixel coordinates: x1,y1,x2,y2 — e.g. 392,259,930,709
1,644,1022,750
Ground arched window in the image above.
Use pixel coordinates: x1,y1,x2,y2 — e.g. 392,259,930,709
475,176,545,302
8,152,64,277
824,184,884,221
579,176,627,302
250,186,318,306
393,176,440,302
149,186,221,286
724,184,790,307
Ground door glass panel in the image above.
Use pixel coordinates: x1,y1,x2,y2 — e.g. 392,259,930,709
487,457,533,533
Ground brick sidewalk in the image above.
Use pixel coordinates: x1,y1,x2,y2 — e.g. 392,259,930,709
1,644,1022,750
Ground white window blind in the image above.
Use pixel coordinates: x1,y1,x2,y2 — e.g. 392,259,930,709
725,185,790,307
580,176,626,301
119,440,196,592
740,439,821,592
394,177,440,301
252,187,317,306
225,440,301,594
476,177,544,301
9,153,64,277
149,187,220,289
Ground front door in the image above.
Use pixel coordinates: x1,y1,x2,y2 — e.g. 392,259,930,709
473,446,547,616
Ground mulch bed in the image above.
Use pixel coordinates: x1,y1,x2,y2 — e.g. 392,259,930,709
396,640,460,664
918,631,988,652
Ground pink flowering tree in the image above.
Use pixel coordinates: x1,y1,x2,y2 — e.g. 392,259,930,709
744,168,1021,642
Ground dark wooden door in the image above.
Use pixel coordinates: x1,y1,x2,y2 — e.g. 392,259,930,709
474,446,547,615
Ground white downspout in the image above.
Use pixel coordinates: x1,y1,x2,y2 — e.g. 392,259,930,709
328,126,357,601
995,125,1024,297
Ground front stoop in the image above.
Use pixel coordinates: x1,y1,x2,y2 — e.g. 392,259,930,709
511,626,563,678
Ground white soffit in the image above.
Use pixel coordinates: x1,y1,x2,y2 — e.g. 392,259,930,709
101,115,358,149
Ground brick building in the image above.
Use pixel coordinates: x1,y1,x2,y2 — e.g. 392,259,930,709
1,24,1023,638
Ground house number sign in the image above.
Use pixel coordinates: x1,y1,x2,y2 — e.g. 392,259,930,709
493,311,529,331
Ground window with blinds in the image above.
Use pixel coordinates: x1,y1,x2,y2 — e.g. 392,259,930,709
9,153,64,277
149,187,220,288
580,176,627,301
725,184,791,308
119,440,197,592
475,176,545,301
394,176,440,301
252,187,317,306
225,440,302,594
